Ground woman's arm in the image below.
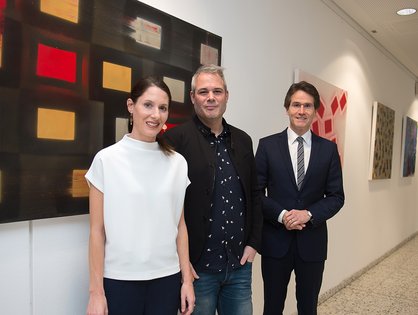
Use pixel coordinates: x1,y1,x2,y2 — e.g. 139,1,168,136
177,209,195,315
86,185,108,315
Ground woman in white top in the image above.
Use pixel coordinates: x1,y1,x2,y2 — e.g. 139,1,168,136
85,77,195,315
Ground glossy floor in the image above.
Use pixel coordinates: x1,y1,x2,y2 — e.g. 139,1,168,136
317,234,418,314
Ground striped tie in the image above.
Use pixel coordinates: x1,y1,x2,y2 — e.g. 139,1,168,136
296,137,305,190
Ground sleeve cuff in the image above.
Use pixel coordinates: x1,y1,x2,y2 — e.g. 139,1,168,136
278,209,288,224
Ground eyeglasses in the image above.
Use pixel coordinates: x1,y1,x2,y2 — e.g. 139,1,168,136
290,102,315,111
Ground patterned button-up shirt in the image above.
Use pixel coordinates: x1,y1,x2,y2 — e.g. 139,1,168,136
195,120,246,273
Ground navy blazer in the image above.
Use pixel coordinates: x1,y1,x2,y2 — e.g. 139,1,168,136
164,116,263,264
255,129,344,262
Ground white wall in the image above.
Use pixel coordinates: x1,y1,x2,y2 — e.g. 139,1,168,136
1,0,417,314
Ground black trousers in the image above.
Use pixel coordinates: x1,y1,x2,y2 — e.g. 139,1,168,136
262,239,325,315
104,272,181,315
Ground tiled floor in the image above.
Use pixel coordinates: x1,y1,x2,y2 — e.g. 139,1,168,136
317,234,418,314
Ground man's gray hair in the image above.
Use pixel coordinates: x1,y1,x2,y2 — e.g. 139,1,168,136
191,64,227,92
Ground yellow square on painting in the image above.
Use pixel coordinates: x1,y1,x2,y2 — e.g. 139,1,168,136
71,169,89,197
102,61,132,92
40,0,79,23
37,108,75,141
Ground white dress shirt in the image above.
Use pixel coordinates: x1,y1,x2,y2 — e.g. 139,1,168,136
278,128,312,224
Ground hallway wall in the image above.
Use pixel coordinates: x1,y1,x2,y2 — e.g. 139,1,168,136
1,0,417,314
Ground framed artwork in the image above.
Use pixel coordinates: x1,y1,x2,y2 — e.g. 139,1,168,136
0,0,222,223
294,69,348,165
401,116,417,177
368,102,395,180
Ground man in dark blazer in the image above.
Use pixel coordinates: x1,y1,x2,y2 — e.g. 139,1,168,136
255,81,344,315
164,64,262,315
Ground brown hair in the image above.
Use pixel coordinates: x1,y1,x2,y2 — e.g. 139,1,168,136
283,81,320,110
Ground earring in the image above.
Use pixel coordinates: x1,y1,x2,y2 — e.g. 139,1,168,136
129,113,133,126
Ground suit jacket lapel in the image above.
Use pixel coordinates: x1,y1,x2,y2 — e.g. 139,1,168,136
277,130,298,189
303,132,320,187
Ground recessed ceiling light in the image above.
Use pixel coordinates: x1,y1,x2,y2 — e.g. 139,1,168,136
396,8,417,16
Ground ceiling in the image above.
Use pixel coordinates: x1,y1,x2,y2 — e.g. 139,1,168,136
322,0,418,81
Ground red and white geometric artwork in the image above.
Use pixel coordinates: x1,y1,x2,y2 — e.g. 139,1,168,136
294,69,348,165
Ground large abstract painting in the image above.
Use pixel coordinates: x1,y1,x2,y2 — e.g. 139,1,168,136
0,0,222,223
294,69,348,165
369,102,395,180
401,116,417,177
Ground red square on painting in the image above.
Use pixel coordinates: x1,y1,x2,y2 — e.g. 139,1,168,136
340,93,347,111
311,120,319,135
317,100,325,118
0,0,5,33
331,96,339,115
324,118,332,134
36,43,77,83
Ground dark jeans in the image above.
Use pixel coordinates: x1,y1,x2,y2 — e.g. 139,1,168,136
104,272,181,315
193,262,253,315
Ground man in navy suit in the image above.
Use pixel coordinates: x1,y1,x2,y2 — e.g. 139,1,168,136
255,81,344,315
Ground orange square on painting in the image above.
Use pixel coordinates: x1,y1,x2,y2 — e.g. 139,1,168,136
102,61,132,92
40,0,79,23
37,108,75,141
71,169,89,197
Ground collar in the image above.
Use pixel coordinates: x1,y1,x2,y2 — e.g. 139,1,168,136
287,127,312,145
193,115,231,138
